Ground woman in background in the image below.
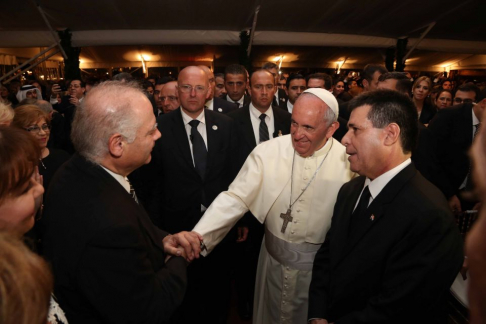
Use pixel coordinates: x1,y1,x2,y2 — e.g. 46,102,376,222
0,126,67,323
412,76,435,124
434,89,453,110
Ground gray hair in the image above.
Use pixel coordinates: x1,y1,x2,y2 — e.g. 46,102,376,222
34,100,53,114
299,92,337,127
71,81,144,163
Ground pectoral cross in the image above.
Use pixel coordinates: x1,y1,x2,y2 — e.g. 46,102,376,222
280,209,293,233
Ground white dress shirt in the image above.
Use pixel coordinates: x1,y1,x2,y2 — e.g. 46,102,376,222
287,100,294,114
354,158,411,210
181,108,207,166
249,103,275,143
100,165,130,194
227,95,244,107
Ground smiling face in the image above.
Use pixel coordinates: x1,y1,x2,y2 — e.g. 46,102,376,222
341,105,387,179
26,118,50,150
0,172,44,237
334,81,345,96
291,94,337,157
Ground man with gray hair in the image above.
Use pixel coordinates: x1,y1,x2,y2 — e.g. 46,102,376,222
182,88,354,324
42,80,202,323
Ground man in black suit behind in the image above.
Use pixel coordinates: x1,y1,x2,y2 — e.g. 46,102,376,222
223,64,251,108
227,69,291,319
42,81,201,324
148,66,239,323
199,65,238,114
428,83,485,212
308,90,463,323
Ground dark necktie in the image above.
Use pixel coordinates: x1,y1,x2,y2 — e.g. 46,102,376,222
189,120,207,180
259,114,269,143
349,186,371,234
465,122,481,190
127,178,139,204
234,101,240,107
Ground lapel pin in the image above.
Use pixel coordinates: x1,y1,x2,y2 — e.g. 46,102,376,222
370,215,375,221
278,130,282,137
218,108,222,112
212,125,218,130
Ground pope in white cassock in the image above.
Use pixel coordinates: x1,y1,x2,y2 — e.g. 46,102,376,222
192,88,355,324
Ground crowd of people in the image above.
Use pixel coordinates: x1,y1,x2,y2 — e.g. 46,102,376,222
0,61,485,324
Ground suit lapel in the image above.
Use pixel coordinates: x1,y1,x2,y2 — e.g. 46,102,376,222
462,104,473,144
273,106,286,138
239,106,257,148
171,109,199,174
336,164,417,265
205,110,220,177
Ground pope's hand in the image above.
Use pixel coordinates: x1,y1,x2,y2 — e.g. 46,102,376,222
163,231,203,262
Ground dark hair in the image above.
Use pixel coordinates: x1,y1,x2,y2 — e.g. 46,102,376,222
455,83,480,101
362,64,388,81
307,73,332,90
155,76,175,85
142,81,154,90
112,72,133,82
441,79,452,86
436,89,453,101
286,73,306,89
249,69,275,86
348,90,418,153
0,126,41,204
262,62,278,70
378,72,412,95
214,73,225,79
224,64,247,77
85,77,99,87
70,79,86,88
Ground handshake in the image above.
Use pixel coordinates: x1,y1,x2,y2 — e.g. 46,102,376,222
162,231,205,262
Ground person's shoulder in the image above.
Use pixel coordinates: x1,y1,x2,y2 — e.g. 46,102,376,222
227,105,248,119
206,107,233,124
272,105,291,118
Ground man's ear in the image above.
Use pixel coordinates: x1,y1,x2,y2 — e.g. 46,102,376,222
383,123,400,146
108,133,124,158
325,121,340,139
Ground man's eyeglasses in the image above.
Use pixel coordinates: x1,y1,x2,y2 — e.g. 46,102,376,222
453,98,475,104
25,124,51,134
179,85,207,93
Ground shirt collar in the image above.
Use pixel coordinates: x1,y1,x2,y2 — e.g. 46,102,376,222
364,158,411,200
100,165,130,193
250,102,273,120
287,100,294,112
181,108,205,125
472,109,480,126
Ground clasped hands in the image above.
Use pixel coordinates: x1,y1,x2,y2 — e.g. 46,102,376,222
163,231,204,262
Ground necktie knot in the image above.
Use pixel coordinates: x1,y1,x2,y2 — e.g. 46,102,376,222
189,120,200,128
259,113,267,121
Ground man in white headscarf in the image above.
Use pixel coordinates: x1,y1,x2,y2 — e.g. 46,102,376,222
189,88,355,324
16,84,42,102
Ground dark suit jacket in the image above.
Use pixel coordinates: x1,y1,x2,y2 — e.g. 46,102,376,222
212,96,238,114
148,108,239,233
309,164,463,323
428,103,474,199
272,88,288,107
223,93,251,108
278,98,289,112
227,104,291,168
419,101,437,125
42,154,187,324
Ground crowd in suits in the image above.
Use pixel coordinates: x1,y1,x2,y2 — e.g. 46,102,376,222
1,60,485,324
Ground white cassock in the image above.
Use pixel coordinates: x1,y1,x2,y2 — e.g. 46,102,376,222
193,134,354,324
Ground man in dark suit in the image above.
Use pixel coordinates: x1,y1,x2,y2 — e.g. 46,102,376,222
227,69,291,319
148,66,239,323
279,73,306,113
223,64,251,107
42,81,200,324
428,83,484,212
308,90,463,324
199,65,238,114
262,62,288,107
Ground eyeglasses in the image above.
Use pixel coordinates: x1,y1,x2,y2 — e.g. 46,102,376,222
25,124,50,134
161,96,178,102
453,98,475,104
179,85,207,93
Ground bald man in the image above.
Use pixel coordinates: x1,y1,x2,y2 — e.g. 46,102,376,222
159,81,180,114
148,66,240,323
